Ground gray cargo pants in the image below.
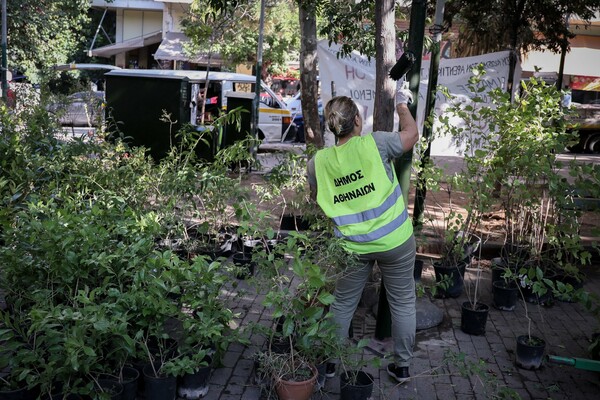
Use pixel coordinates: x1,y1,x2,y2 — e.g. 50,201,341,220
331,235,416,367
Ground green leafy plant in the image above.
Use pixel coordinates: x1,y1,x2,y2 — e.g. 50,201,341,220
442,349,521,399
255,232,349,383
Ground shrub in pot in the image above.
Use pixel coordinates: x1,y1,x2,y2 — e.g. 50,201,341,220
337,339,379,400
254,232,347,399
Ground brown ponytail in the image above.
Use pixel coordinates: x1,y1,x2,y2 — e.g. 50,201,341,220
324,96,359,137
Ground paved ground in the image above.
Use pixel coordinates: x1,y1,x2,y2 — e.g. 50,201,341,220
189,148,600,400
202,250,600,400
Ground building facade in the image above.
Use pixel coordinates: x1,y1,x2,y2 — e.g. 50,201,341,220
89,1,219,70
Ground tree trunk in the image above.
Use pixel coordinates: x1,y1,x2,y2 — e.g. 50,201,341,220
299,2,323,148
373,0,396,132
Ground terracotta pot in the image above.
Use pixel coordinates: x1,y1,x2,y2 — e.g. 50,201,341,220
274,364,317,400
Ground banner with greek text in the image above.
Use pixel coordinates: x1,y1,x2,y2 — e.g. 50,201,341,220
317,40,515,154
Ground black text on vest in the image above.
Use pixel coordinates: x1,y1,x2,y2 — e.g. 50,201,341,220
333,182,375,204
334,170,365,187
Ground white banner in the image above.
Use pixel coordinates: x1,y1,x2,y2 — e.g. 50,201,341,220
317,40,516,155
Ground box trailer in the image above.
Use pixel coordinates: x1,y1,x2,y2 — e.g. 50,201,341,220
104,69,295,160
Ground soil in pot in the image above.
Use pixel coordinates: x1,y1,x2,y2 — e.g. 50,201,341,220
339,370,374,400
433,261,466,298
177,354,213,400
274,364,317,400
460,302,489,336
516,335,546,370
492,280,519,311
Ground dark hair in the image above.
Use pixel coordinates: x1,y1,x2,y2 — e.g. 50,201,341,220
324,96,359,137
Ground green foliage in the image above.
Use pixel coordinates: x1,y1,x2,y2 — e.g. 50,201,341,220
6,0,91,82
183,0,300,74
0,99,241,391
444,0,600,55
256,231,351,378
438,65,587,268
443,349,521,399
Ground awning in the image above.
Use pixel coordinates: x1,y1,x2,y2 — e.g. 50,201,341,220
521,47,600,78
90,31,162,58
154,32,223,66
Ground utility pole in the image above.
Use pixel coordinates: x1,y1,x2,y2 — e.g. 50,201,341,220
413,0,446,226
253,0,266,142
1,0,7,102
249,0,266,162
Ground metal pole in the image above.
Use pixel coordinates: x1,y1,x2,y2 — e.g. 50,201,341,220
1,0,7,102
413,0,446,226
394,0,426,204
252,0,266,142
375,0,427,341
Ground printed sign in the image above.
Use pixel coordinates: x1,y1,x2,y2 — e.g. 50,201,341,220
317,40,516,154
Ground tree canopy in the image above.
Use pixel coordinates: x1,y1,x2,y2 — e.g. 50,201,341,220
444,0,600,57
182,0,300,76
5,0,91,82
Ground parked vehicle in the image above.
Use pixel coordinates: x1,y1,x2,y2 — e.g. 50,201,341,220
48,91,105,127
285,92,324,142
104,69,296,159
568,88,600,153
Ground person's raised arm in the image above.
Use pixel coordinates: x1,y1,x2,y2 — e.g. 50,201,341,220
395,83,419,150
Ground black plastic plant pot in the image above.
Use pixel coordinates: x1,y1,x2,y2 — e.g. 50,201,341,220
120,365,140,400
280,214,310,231
339,370,374,400
96,379,124,400
0,385,40,400
433,261,466,298
177,355,213,400
516,335,546,370
460,302,489,336
142,364,177,400
492,280,519,311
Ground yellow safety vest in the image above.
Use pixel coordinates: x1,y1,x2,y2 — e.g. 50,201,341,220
314,134,413,254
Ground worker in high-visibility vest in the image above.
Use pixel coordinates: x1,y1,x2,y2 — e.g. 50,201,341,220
307,83,418,384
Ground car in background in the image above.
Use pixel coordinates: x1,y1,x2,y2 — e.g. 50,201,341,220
285,92,324,142
48,91,105,127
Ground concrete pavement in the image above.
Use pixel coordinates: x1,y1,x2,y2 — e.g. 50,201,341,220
199,147,600,399
204,253,600,400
